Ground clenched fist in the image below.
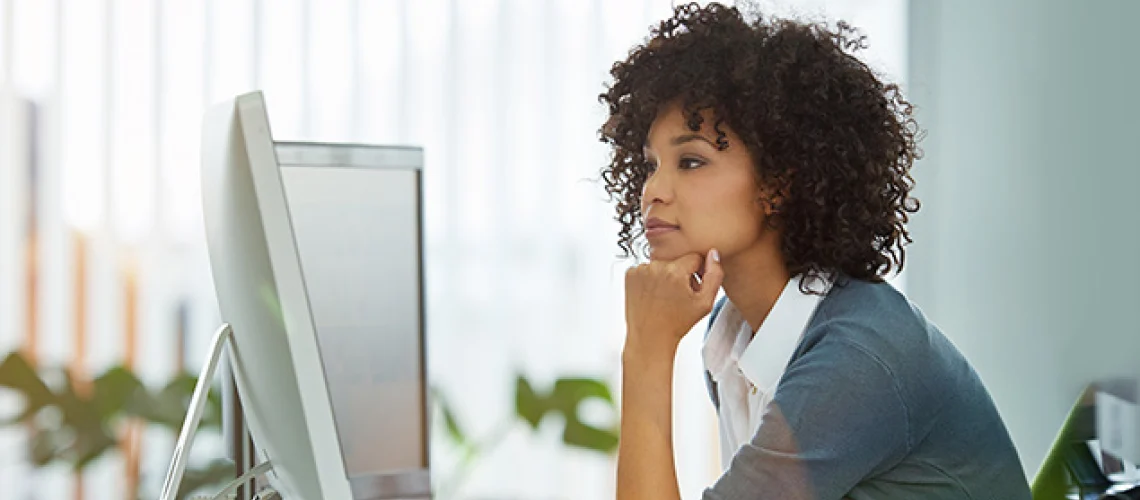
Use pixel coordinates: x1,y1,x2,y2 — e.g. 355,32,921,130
624,249,724,358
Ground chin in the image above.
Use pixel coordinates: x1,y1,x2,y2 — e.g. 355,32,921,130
648,246,686,262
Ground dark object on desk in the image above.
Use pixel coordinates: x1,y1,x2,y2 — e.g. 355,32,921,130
1032,385,1138,500
1066,439,1113,500
1102,484,1140,499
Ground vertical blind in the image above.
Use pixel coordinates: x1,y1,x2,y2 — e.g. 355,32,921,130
0,0,904,498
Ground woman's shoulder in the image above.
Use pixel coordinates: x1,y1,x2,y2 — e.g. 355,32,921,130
808,276,935,350
801,275,982,414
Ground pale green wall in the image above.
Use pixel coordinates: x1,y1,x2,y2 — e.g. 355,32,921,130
907,0,1140,476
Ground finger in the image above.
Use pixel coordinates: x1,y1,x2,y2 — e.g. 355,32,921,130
669,253,704,276
697,248,725,304
625,263,648,289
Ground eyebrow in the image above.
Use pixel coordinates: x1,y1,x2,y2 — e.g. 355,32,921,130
671,134,717,147
645,133,719,151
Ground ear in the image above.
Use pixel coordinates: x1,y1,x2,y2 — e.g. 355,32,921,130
755,189,782,216
755,173,790,217
763,197,781,216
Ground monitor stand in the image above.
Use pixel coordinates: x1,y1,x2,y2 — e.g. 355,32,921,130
159,324,430,500
159,324,276,500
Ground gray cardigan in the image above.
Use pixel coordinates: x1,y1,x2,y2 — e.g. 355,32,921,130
702,277,1032,500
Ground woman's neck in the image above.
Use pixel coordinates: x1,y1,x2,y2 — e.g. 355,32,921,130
719,238,790,334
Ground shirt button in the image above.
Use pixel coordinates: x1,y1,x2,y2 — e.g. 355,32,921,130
751,386,758,395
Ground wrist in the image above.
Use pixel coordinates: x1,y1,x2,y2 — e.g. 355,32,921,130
622,331,680,365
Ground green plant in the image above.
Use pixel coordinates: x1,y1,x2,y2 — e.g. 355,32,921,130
0,350,234,499
434,373,619,498
1031,386,1096,500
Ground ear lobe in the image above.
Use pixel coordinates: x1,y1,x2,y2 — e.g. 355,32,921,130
756,196,776,216
756,191,782,216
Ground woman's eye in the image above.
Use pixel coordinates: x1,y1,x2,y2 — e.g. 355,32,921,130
679,157,705,170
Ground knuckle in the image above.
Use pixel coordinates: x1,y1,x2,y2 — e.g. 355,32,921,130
625,267,641,284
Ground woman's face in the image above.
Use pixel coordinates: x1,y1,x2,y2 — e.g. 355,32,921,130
640,102,770,262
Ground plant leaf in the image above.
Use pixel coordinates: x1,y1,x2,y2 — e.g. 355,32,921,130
91,366,147,422
0,350,230,479
434,389,468,448
130,373,222,431
551,378,614,407
514,375,549,429
0,352,57,422
53,370,119,469
513,376,620,454
29,427,59,467
551,378,618,453
562,420,619,453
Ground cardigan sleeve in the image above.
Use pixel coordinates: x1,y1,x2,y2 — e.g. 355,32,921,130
702,332,912,500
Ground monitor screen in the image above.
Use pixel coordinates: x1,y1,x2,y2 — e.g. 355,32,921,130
201,92,429,500
276,143,427,479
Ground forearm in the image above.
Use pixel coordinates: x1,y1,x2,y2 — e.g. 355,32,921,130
616,340,682,500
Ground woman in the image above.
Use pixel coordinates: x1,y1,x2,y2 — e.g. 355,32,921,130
599,3,1033,499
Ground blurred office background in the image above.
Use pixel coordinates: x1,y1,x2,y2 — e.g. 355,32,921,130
2,0,1135,499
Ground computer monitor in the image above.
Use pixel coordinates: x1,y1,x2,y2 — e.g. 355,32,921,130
200,91,430,499
1033,381,1140,500
1096,379,1139,470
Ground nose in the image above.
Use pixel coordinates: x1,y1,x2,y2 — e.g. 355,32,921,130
641,165,672,215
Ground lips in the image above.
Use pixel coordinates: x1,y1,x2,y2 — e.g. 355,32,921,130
645,217,679,237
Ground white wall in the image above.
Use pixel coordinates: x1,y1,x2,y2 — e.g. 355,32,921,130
906,0,1140,478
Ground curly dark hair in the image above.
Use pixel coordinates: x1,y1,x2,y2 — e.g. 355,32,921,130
598,2,921,284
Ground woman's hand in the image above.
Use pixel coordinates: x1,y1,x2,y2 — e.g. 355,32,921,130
617,249,723,500
623,249,724,359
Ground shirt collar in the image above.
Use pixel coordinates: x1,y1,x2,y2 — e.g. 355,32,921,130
702,299,747,382
703,273,831,389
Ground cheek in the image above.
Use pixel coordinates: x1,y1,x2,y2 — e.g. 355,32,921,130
688,196,765,251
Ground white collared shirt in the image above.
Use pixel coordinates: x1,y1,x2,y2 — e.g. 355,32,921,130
701,274,831,469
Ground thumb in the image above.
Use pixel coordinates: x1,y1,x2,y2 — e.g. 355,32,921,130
697,248,724,305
